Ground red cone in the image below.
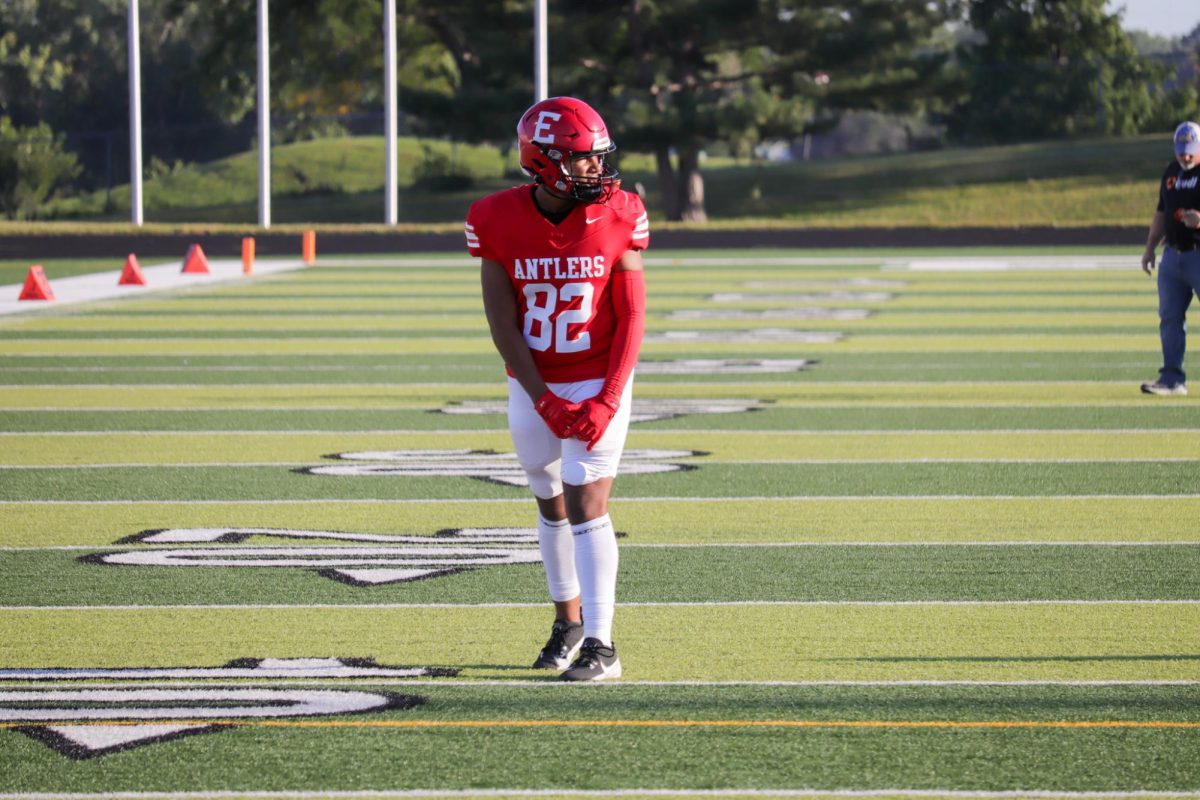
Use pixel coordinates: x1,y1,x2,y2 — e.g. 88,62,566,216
18,265,55,301
118,254,147,286
182,244,210,274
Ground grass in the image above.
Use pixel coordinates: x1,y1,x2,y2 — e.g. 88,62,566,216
5,545,1199,606
3,604,1197,682
1,249,1198,795
5,497,1200,548
25,132,1173,227
6,685,1199,792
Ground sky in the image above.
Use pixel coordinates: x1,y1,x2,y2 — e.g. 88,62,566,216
1105,0,1200,40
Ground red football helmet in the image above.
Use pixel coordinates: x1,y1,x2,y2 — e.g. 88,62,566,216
517,96,620,203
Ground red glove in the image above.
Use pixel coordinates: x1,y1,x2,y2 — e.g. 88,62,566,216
534,390,582,439
565,392,619,451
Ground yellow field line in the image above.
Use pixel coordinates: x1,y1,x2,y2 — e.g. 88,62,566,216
5,719,1199,730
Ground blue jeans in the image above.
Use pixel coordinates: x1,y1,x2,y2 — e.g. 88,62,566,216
1157,246,1200,386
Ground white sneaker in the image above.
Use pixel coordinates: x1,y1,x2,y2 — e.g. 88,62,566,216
1141,381,1188,396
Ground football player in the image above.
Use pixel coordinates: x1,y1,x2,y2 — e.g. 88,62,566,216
465,96,649,681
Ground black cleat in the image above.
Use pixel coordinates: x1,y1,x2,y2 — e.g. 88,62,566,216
532,620,584,670
560,637,622,682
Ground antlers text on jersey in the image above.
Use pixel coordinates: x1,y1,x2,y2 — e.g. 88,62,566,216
513,255,605,281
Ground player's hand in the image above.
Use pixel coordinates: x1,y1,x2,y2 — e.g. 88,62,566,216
534,390,583,439
1180,209,1200,229
1142,249,1156,275
565,395,619,451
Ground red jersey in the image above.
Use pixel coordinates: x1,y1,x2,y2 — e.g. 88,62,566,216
465,185,650,382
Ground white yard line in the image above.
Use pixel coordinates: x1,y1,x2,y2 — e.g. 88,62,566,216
2,404,1183,412
1,789,1197,799
5,542,1197,552
1,679,1196,689
7,429,1200,434
4,458,1199,469
6,494,1200,505
6,600,1199,611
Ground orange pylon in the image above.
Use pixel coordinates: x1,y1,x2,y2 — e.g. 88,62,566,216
302,230,316,265
242,237,255,275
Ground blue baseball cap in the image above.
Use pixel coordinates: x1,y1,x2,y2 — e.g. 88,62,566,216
1176,121,1200,156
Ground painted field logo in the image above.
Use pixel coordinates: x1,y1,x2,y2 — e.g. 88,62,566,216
667,308,868,321
709,291,894,302
87,527,544,586
637,359,812,375
0,657,432,759
643,329,842,344
441,398,766,424
299,448,703,484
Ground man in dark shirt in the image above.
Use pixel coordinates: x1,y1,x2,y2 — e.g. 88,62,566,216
1140,121,1200,395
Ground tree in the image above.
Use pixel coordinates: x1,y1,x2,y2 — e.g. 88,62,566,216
390,1,955,221
395,1,539,145
540,0,955,221
0,117,81,220
0,1,256,196
949,0,1187,143
167,0,462,138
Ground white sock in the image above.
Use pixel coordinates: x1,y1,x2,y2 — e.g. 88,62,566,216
537,514,579,603
571,514,619,645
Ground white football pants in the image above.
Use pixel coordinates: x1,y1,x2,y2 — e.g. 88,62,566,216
506,375,634,499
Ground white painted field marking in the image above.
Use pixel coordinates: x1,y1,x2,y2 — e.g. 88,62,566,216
4,428,1199,437
636,358,812,374
7,600,1199,611
1,788,1198,799
2,365,496,373
7,541,1198,552
710,292,894,302
7,494,1200,506
2,679,1197,689
4,457,1199,470
80,527,545,586
666,308,869,320
300,448,699,485
643,329,843,343
0,687,423,759
0,658,450,682
743,278,907,288
0,259,305,317
440,398,766,422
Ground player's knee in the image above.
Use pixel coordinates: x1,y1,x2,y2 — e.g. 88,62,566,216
562,460,616,486
524,460,563,499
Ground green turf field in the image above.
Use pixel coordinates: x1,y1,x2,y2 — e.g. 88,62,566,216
1,248,1198,799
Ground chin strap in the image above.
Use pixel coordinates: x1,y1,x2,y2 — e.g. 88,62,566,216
597,269,646,408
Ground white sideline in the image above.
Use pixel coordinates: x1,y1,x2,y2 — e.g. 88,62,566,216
1,790,1198,799
7,599,1200,610
0,258,306,316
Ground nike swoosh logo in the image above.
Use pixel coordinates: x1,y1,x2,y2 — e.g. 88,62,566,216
585,217,603,224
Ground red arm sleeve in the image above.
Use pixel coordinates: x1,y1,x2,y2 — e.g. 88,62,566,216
598,268,646,407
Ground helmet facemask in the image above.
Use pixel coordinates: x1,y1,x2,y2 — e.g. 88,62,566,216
540,144,620,203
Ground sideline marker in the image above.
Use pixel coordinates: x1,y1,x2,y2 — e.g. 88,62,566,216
18,265,55,301
182,244,210,274
118,253,148,286
302,229,316,265
242,237,255,275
